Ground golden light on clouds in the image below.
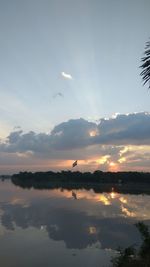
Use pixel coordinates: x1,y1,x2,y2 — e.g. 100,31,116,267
109,188,119,199
119,146,129,156
118,157,126,164
98,195,111,205
120,145,150,156
89,130,98,137
110,191,117,199
121,205,136,217
119,197,127,204
3,143,149,173
96,155,110,164
50,189,112,206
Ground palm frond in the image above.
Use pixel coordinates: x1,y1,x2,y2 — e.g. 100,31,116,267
140,40,150,88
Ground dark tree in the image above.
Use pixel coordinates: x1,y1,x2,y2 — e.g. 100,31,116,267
112,222,150,267
140,40,150,88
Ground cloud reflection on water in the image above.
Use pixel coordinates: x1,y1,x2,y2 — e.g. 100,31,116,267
1,182,150,251
0,180,150,267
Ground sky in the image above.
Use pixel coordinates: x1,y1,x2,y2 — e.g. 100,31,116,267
0,0,150,174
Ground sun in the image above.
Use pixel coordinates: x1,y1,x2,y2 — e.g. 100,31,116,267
109,161,119,172
109,162,116,167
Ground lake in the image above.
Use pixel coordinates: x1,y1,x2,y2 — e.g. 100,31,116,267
0,179,150,267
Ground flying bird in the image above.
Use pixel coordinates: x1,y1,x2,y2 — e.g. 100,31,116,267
52,92,64,99
72,191,77,200
72,160,78,168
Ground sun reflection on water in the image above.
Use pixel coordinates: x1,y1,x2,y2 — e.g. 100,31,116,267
88,226,97,234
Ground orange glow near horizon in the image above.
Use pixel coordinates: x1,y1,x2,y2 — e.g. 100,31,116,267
109,162,116,167
109,188,120,199
46,189,114,206
1,143,150,174
108,161,119,172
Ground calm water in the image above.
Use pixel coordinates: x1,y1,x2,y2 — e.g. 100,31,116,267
0,180,150,267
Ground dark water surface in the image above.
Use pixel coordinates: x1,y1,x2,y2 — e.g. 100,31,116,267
0,180,150,267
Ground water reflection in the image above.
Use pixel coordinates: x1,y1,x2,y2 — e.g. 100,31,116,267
0,180,150,267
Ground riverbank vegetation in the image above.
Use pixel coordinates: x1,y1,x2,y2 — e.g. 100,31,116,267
11,171,150,194
112,222,150,267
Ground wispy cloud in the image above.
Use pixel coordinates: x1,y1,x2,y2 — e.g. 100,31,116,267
61,71,73,80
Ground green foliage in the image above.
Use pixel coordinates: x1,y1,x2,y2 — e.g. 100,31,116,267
111,222,150,267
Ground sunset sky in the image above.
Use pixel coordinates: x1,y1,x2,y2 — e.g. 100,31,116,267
0,0,150,174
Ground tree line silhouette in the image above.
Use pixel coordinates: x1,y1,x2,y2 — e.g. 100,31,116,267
11,170,150,194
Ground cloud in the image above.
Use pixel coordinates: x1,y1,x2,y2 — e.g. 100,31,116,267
49,112,150,149
61,71,73,80
0,112,150,172
2,131,51,153
1,200,142,250
1,112,150,153
95,112,150,146
50,118,96,150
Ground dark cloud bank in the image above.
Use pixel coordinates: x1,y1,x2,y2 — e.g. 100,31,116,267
0,112,150,154
0,112,150,172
